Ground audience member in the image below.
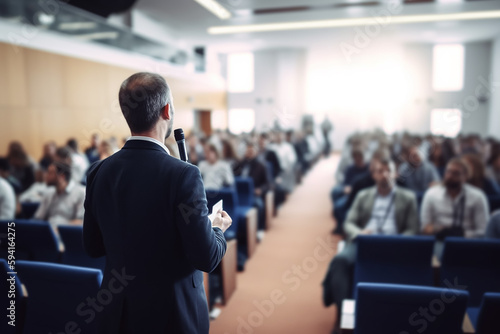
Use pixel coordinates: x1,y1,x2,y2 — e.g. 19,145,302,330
331,147,369,202
269,131,297,193
0,168,16,220
67,138,89,184
39,141,57,171
421,158,489,257
486,151,500,185
323,157,418,333
333,149,391,233
462,153,500,196
85,133,101,164
221,138,239,168
198,143,234,190
398,144,440,194
0,157,22,195
233,140,271,230
34,162,85,227
98,140,114,160
7,141,36,192
19,168,50,203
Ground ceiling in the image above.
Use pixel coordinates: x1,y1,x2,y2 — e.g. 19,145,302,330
132,0,500,52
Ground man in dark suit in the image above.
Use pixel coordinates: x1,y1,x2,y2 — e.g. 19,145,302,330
83,72,232,334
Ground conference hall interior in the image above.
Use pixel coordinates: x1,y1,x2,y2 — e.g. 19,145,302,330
1,0,500,333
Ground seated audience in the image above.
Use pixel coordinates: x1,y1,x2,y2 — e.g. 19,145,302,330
0,158,22,195
67,138,89,184
331,147,369,203
39,141,57,171
98,140,114,160
198,143,234,190
486,210,500,239
7,141,36,192
421,158,489,257
323,157,418,333
398,144,440,194
335,135,364,186
34,162,85,227
462,153,500,196
486,151,500,186
85,133,101,164
429,137,456,178
344,158,419,241
233,140,271,230
221,138,239,168
333,149,391,233
0,169,16,220
269,131,298,193
19,168,50,203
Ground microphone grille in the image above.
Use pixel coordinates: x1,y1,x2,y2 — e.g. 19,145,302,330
174,128,184,141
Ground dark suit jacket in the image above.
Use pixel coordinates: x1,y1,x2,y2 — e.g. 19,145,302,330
233,158,270,194
83,139,227,334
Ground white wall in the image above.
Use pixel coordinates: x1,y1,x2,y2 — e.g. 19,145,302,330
489,36,500,138
402,41,492,135
305,40,493,147
227,49,306,131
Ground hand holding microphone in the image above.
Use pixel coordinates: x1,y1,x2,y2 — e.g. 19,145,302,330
212,211,232,233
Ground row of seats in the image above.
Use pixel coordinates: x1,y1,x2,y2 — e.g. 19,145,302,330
354,283,500,334
349,235,500,331
0,220,105,271
1,258,102,334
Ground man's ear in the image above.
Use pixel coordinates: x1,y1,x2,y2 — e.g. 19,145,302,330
161,104,171,120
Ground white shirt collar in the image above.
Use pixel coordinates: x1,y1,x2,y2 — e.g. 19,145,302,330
127,136,170,155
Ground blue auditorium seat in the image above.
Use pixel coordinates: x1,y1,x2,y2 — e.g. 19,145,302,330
235,177,255,207
488,194,500,213
20,202,40,219
58,225,106,271
470,292,500,334
0,220,61,263
1,259,26,334
355,283,469,334
440,238,500,307
353,235,435,296
16,260,102,334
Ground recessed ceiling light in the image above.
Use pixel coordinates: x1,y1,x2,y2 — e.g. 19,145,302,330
208,10,500,34
193,0,232,20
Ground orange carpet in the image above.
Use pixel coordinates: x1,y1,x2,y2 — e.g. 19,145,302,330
209,155,340,334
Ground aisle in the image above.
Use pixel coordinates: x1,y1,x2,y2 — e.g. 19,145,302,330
210,155,340,334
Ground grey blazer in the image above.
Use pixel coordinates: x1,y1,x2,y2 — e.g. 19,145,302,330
344,186,419,242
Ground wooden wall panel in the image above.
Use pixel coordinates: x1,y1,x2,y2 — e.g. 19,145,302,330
0,42,227,159
0,44,27,108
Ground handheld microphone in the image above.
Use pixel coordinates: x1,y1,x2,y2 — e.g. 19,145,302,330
174,128,188,162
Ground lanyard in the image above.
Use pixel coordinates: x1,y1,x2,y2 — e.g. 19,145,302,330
375,193,396,234
452,194,466,228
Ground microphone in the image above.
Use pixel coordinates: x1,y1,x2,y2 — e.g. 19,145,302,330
174,128,188,162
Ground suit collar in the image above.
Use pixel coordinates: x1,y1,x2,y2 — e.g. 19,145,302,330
123,139,169,154
127,136,170,155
